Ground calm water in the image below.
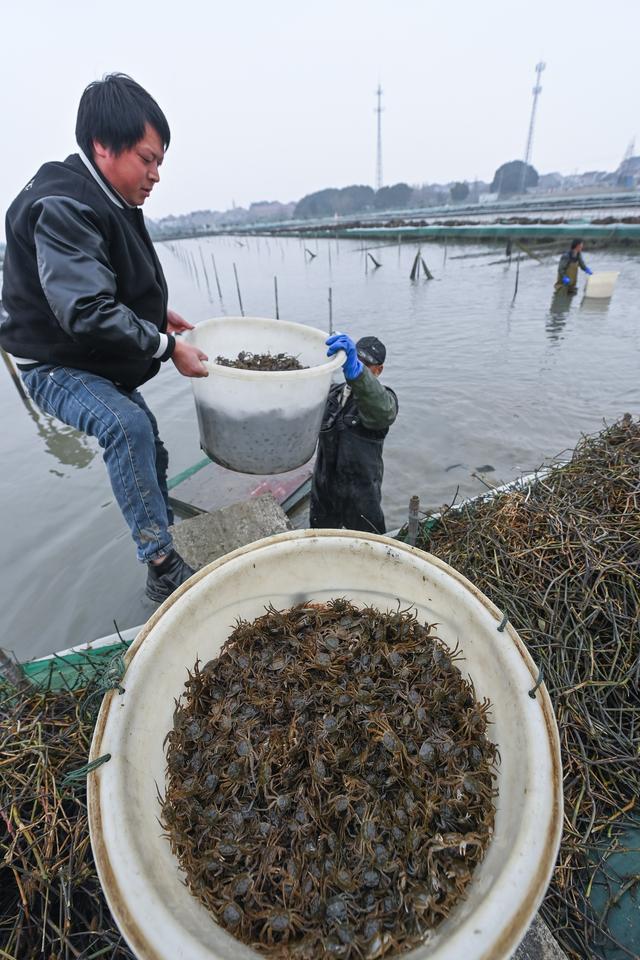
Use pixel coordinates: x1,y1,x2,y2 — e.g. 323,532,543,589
2,237,639,659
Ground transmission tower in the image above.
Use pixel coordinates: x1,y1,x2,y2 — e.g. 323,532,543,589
622,137,636,164
375,84,384,191
522,62,545,190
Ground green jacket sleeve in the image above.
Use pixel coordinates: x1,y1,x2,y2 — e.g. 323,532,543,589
347,365,398,430
577,253,589,273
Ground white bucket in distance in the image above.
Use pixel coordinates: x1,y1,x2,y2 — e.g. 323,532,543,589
584,271,620,299
88,530,563,960
184,317,344,474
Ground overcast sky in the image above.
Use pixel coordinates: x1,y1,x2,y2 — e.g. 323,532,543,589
1,0,638,228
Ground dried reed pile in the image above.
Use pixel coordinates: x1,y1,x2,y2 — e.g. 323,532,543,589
0,656,134,960
417,414,640,959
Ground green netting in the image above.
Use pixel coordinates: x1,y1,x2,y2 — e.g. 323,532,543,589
19,640,132,691
345,224,640,241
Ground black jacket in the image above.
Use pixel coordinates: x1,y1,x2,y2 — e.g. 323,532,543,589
1,153,171,390
310,366,398,533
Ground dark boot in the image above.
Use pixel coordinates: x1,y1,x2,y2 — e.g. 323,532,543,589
145,550,195,603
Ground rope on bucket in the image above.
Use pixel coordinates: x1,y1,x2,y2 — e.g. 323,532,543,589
61,753,112,787
528,666,545,700
495,612,544,698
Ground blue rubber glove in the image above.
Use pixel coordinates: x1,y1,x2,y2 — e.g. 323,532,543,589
585,267,593,276
326,333,363,380
561,276,571,286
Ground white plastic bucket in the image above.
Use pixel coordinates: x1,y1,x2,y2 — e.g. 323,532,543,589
88,530,562,960
584,271,620,299
184,317,344,474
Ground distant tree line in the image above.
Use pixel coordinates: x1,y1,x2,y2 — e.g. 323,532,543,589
148,157,551,238
490,160,539,195
294,183,421,219
293,179,480,219
294,185,377,219
292,160,543,220
449,181,469,202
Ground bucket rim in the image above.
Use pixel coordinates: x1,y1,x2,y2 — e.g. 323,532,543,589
88,530,563,960
186,316,345,379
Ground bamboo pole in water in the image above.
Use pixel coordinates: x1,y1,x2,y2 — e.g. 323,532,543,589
198,247,213,301
1,347,29,404
421,257,434,280
210,253,223,300
233,263,245,316
512,253,521,301
410,250,421,281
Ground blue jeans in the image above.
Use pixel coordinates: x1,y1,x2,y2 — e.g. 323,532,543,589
22,365,174,563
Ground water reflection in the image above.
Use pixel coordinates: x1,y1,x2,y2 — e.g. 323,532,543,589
27,403,96,470
546,290,573,343
579,296,613,317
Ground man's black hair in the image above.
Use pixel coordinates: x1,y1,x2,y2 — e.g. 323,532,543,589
570,238,583,250
75,73,170,159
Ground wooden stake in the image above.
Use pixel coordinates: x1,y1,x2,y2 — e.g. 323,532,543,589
328,287,333,335
421,258,434,280
1,347,29,404
406,495,420,546
199,247,213,301
210,254,223,300
274,276,280,319
233,263,245,316
190,251,201,288
512,253,521,301
410,250,421,281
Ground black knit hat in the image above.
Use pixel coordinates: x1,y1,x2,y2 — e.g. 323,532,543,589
356,336,386,366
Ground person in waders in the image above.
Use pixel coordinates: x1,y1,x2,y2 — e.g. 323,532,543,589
555,238,593,295
0,73,209,603
310,333,398,534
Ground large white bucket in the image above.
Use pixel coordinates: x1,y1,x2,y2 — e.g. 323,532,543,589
584,271,620,299
184,317,344,474
88,531,562,960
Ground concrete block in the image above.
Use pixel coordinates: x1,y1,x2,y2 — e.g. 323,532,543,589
171,493,292,570
512,914,568,960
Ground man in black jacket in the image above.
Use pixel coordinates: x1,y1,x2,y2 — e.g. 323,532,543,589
0,74,208,602
310,333,398,533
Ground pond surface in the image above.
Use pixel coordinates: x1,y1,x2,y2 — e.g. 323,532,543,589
2,237,639,658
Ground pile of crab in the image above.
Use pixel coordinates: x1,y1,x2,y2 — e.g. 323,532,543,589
162,599,498,959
